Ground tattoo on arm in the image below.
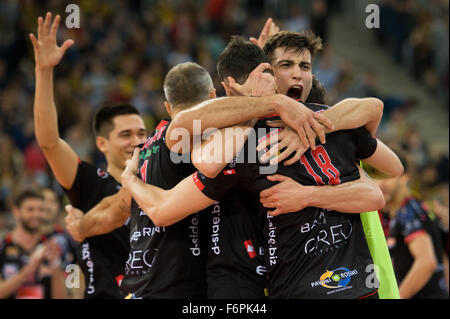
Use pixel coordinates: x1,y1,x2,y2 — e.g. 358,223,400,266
119,199,131,213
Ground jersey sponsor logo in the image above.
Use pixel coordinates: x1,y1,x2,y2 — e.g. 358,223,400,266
228,156,237,169
140,145,160,162
125,248,158,275
115,274,124,287
130,226,166,242
257,128,283,153
267,214,278,266
189,214,201,256
193,172,205,191
300,212,353,255
256,265,267,276
142,121,169,150
210,202,221,255
81,242,95,295
311,267,358,295
96,168,109,179
139,160,149,183
223,169,236,175
244,240,257,259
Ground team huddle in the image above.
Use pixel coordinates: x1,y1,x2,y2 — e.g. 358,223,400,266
2,13,415,299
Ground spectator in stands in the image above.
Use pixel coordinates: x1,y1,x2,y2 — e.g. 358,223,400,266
0,189,67,299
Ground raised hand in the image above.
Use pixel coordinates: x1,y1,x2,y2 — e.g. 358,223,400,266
65,205,85,242
29,12,74,70
257,120,309,166
222,63,277,97
250,18,280,48
121,147,140,188
277,96,334,150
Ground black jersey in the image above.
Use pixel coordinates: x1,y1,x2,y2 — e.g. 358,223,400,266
46,226,77,270
388,197,448,299
193,102,379,299
204,189,267,299
0,234,51,299
120,120,207,299
63,160,129,298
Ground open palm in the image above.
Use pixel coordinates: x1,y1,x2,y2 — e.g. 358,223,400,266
29,12,74,70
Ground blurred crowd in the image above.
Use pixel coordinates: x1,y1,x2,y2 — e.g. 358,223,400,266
0,0,448,238
376,0,449,105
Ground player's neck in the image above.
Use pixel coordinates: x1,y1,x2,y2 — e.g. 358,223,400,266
12,227,41,252
107,164,123,185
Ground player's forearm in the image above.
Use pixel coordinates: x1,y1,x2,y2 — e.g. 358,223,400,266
0,264,37,299
124,174,214,227
80,196,127,238
122,175,168,225
324,98,383,136
34,67,61,149
192,122,255,178
307,177,385,213
362,140,404,178
171,95,282,135
399,258,437,298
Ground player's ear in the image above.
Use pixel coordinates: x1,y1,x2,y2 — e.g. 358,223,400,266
222,80,232,97
209,88,216,99
96,135,108,153
164,101,173,118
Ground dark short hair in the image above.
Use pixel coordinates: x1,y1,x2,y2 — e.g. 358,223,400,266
163,62,213,109
306,77,327,104
263,30,323,62
93,103,141,137
14,189,44,208
217,36,271,84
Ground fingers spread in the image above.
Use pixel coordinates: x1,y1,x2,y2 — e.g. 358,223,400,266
296,126,310,149
61,39,74,54
314,112,335,131
50,14,60,38
270,145,292,165
43,12,52,35
284,151,302,166
29,34,38,49
37,16,44,40
304,123,316,150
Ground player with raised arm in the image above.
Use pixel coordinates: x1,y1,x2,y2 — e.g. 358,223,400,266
30,13,148,298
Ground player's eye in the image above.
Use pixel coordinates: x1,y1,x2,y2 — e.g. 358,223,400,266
301,64,310,70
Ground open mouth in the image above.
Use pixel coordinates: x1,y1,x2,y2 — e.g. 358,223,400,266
287,86,303,101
